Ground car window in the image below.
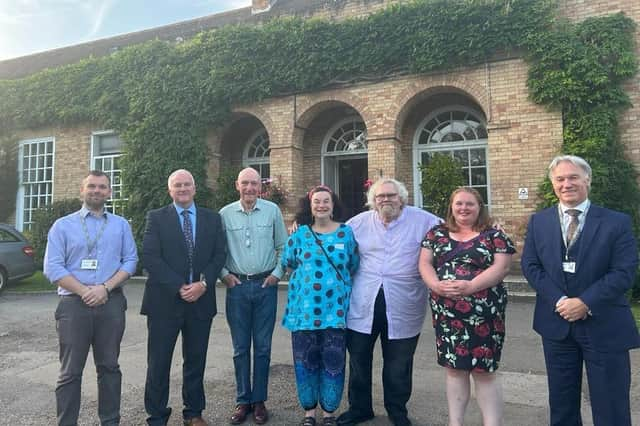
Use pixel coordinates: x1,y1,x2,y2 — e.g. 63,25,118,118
0,229,20,242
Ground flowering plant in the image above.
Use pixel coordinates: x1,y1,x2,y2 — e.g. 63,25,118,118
363,178,373,190
260,176,288,205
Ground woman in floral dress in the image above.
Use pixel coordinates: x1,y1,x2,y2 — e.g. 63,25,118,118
282,185,359,426
419,187,515,426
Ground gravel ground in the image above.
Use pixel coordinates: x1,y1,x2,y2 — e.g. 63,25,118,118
1,281,638,425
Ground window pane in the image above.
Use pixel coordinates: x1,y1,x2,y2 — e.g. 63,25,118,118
470,148,486,166
471,168,487,185
477,187,488,204
453,149,469,167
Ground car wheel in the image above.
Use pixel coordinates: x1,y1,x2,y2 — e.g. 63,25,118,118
0,267,7,294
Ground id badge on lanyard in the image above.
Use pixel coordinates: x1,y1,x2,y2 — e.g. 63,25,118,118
80,213,107,270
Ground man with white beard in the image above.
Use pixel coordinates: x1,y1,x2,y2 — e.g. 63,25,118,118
337,178,441,426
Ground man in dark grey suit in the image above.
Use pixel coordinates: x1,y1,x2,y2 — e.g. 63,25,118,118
142,169,226,426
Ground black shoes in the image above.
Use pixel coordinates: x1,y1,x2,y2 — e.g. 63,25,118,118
336,410,375,425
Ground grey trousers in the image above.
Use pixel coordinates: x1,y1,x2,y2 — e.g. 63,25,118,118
55,290,126,426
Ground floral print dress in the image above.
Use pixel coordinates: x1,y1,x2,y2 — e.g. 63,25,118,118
422,225,516,372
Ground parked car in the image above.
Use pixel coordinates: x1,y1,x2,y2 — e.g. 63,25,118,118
0,223,36,293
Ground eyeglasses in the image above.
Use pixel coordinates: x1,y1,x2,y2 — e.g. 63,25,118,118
375,193,398,201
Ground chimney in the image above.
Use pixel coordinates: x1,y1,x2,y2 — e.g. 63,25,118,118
252,0,277,14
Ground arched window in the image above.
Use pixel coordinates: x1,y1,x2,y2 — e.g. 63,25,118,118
413,106,489,206
323,119,367,155
243,129,270,179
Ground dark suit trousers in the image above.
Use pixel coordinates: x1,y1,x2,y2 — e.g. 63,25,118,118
542,321,631,426
144,304,213,426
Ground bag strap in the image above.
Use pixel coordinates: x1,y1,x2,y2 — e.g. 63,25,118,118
308,225,345,283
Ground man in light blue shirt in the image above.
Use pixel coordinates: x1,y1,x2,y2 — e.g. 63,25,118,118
219,167,288,425
44,170,138,426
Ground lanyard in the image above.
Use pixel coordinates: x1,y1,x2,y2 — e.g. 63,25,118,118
80,213,108,256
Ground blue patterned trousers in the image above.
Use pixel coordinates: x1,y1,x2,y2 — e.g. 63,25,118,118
291,328,346,412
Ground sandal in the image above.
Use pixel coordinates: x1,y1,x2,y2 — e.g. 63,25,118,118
300,416,316,426
322,417,337,426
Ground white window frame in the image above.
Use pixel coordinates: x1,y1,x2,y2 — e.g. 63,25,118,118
321,117,368,191
90,130,125,215
16,137,55,231
242,129,271,179
412,106,490,209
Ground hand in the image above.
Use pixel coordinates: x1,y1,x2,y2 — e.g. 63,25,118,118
434,280,463,299
458,280,478,297
262,274,279,288
81,285,108,307
556,297,589,322
222,274,241,288
288,221,299,234
492,221,505,232
179,282,206,303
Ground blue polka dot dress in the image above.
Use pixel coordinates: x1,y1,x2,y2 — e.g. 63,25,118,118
281,223,360,332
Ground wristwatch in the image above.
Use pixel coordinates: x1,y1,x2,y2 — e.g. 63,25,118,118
200,277,207,288
102,283,111,297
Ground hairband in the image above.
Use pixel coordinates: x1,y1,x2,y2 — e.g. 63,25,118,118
308,185,332,201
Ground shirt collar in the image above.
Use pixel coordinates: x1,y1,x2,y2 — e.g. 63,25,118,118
559,198,590,215
80,205,107,218
235,199,262,213
174,202,196,216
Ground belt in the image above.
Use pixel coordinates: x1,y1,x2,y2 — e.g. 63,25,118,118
60,287,123,297
230,270,273,281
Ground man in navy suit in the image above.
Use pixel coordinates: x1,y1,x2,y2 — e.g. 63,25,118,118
522,155,640,426
142,169,226,426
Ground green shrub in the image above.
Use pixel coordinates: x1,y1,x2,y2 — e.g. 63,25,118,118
30,199,82,267
210,166,241,210
419,153,465,219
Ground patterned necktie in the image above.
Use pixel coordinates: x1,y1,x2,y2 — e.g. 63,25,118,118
565,209,581,246
181,210,194,279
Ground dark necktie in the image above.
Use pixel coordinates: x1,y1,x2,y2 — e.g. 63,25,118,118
181,210,194,279
565,209,581,245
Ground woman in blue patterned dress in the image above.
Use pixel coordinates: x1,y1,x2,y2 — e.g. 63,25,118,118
282,185,359,426
419,187,515,426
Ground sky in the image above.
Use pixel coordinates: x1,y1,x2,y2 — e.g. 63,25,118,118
0,0,252,61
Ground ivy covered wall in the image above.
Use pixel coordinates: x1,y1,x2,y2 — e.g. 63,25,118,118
0,0,637,253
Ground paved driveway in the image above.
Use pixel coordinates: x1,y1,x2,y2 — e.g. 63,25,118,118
1,281,638,425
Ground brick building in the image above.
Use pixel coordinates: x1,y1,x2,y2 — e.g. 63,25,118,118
1,0,638,261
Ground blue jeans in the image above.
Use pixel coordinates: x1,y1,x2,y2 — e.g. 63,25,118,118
225,279,278,404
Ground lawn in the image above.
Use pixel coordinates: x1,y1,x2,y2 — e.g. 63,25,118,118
7,271,54,293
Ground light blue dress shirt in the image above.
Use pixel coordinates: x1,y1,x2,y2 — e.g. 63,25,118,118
44,206,138,295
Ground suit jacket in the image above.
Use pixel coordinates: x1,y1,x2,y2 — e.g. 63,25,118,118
141,204,226,320
521,203,640,351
